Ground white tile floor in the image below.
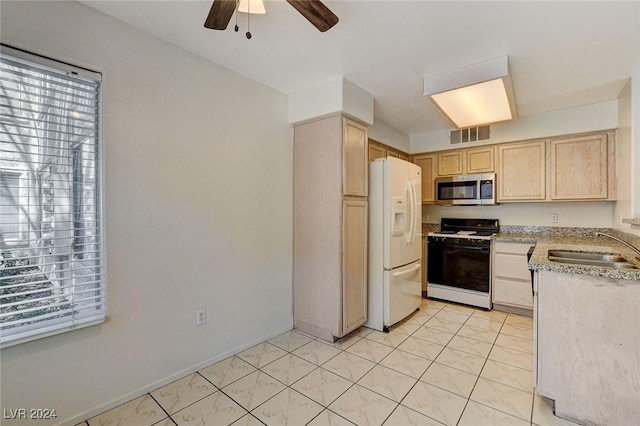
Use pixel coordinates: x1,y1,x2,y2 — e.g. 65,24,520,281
81,299,580,426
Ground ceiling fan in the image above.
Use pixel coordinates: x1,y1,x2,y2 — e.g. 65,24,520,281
204,0,339,33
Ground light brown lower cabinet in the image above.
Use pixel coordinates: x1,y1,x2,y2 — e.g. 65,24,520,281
535,270,640,425
342,199,368,335
492,241,534,313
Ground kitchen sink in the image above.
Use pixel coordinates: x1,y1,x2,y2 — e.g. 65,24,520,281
548,250,639,269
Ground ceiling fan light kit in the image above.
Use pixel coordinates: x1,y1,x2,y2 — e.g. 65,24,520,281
238,0,266,14
204,0,338,36
424,55,518,129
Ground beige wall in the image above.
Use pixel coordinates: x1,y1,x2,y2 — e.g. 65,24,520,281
0,2,293,424
411,100,618,154
368,119,411,153
613,81,637,234
423,202,613,228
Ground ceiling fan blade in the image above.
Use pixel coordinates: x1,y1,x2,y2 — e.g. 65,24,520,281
286,0,339,32
204,0,237,30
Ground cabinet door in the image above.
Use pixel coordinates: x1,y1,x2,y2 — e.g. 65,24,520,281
342,199,367,335
550,134,608,200
492,242,534,309
343,118,368,197
398,152,410,161
368,140,386,162
413,154,436,203
437,150,464,176
466,146,495,173
493,278,534,309
497,141,546,201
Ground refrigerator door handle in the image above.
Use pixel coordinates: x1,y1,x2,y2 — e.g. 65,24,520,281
405,181,415,244
393,264,421,277
410,181,418,243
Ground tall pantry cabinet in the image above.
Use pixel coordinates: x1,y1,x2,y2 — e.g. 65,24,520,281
293,114,368,341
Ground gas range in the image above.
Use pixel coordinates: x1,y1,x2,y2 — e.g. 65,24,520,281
428,218,499,241
427,218,499,309
428,230,496,240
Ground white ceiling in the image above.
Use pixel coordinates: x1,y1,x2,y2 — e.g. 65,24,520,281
80,1,639,136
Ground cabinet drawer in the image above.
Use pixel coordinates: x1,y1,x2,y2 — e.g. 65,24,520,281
494,253,532,281
493,278,533,308
494,241,534,255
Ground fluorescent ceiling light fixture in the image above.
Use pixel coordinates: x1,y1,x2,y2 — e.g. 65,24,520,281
425,56,517,128
239,0,266,14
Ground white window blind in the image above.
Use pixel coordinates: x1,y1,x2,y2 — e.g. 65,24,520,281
0,46,105,347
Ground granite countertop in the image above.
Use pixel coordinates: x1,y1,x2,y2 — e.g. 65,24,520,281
495,232,640,281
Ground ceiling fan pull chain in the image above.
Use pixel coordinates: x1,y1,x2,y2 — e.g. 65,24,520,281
246,4,252,39
234,0,239,32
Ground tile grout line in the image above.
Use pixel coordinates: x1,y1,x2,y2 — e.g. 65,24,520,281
85,302,536,426
376,302,448,425
456,312,537,425
147,392,175,425
454,310,507,426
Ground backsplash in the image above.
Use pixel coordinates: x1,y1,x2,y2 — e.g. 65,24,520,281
499,225,610,238
421,222,640,252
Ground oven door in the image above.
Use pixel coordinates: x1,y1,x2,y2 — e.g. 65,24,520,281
442,240,490,293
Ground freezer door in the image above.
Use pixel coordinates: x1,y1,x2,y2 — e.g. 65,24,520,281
385,157,422,269
384,260,422,327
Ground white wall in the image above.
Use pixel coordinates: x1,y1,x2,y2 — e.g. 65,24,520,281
613,81,636,233
0,2,293,424
411,100,618,153
423,202,613,228
368,119,411,153
288,77,374,125
632,70,640,218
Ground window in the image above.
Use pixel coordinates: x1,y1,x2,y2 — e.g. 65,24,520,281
0,171,20,236
0,46,104,347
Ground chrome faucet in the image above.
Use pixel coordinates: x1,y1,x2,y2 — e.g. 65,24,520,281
595,232,640,257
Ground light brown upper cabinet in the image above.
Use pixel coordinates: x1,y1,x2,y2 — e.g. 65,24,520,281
344,119,368,197
466,146,495,173
368,140,386,162
497,141,546,201
368,139,410,163
437,150,464,176
436,146,495,176
412,154,437,204
550,133,611,200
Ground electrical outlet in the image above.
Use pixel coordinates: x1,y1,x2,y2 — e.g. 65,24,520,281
550,213,558,223
196,309,206,326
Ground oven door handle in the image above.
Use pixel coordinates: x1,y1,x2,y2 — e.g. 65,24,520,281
444,244,490,251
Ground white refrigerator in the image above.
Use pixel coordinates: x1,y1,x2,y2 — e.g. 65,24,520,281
366,156,422,332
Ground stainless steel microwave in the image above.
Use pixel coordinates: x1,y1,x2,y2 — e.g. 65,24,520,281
435,173,496,205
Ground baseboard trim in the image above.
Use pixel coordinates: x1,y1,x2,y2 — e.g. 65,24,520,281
492,303,533,317
64,323,294,426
